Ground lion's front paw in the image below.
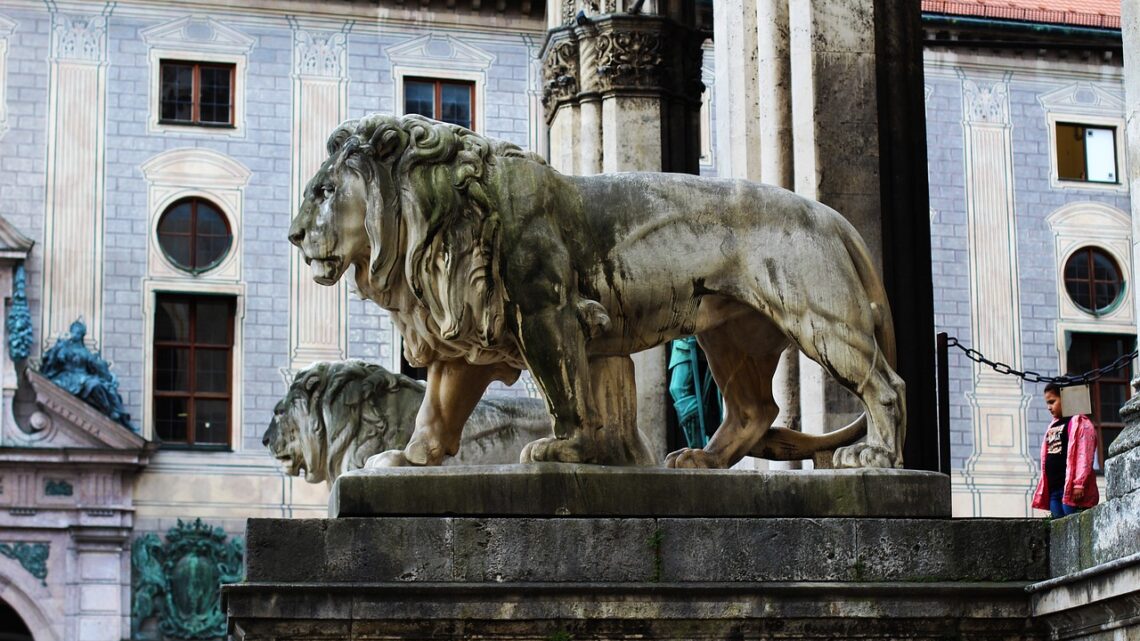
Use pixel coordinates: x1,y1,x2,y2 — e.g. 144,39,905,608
664,447,724,469
364,449,420,468
520,436,589,464
832,443,896,469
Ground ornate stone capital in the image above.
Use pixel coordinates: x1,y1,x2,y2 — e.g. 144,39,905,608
542,35,580,121
50,14,105,62
960,77,1010,125
593,27,664,93
295,30,347,78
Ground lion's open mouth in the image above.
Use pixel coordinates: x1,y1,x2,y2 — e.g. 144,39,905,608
309,256,342,286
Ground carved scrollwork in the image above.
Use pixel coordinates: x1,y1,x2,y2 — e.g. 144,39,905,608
961,79,1010,124
542,38,580,120
295,31,346,78
594,29,664,93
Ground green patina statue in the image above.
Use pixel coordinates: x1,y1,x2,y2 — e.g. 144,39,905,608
39,318,134,430
289,114,905,470
668,336,721,449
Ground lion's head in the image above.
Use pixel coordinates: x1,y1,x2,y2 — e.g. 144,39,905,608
262,360,424,484
287,115,544,368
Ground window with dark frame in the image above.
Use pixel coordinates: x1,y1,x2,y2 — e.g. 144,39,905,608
1063,246,1123,316
403,77,475,130
156,198,233,274
154,295,235,448
160,60,235,126
1055,122,1118,183
1066,332,1134,470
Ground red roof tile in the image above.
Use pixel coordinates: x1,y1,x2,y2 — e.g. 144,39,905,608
922,0,1121,29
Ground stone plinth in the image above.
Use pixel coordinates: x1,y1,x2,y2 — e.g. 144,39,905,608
226,467,1052,640
330,464,952,518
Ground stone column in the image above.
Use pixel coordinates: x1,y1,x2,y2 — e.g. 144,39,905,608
287,24,351,372
951,72,1035,517
1111,0,1140,505
41,8,109,349
542,3,706,460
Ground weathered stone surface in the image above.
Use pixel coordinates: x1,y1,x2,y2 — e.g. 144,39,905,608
1049,491,1140,576
1029,552,1140,641
226,581,1038,640
329,464,951,518
1104,444,1140,500
244,516,1046,584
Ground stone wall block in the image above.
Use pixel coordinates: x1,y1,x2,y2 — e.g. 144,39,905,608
1104,444,1140,500
658,518,854,581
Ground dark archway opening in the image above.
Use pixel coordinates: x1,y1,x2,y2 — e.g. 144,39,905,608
0,599,33,641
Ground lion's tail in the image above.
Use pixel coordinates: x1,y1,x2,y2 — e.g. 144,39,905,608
750,415,866,460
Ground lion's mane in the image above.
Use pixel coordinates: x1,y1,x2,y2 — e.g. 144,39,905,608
285,360,422,483
324,114,543,370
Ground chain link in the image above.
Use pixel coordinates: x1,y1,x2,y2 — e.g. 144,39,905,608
944,336,1138,387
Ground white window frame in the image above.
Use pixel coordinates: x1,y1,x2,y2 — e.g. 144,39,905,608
1038,82,1128,193
140,148,250,448
140,17,254,138
1047,201,1135,374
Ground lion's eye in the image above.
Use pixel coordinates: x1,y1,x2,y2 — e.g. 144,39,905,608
319,184,335,198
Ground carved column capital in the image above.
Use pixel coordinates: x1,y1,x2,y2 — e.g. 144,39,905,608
958,73,1012,125
593,25,664,93
588,16,706,99
541,31,579,122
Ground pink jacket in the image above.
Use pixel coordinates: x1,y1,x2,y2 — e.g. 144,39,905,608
1032,414,1099,510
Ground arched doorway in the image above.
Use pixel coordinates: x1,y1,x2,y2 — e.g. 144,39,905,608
0,599,32,641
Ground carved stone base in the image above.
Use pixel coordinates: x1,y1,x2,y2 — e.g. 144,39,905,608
226,514,1047,640
329,464,951,518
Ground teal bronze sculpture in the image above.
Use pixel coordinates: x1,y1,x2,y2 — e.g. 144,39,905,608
5,264,31,361
289,114,905,469
39,318,133,430
668,336,721,449
131,519,243,640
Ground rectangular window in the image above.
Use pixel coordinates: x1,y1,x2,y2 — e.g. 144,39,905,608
154,294,235,448
160,60,235,127
1056,123,1118,183
1067,332,1134,469
403,77,475,130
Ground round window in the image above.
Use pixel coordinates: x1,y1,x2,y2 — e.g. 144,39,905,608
1063,247,1123,315
156,198,233,274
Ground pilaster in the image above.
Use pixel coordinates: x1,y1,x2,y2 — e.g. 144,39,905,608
40,5,111,350
953,71,1035,517
287,21,352,372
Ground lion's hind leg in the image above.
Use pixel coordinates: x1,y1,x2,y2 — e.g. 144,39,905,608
785,308,906,468
665,312,788,469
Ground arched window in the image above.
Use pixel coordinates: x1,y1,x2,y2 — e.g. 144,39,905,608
156,198,233,274
1063,246,1124,316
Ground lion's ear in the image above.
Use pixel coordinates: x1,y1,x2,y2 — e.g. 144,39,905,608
303,371,322,394
368,122,406,163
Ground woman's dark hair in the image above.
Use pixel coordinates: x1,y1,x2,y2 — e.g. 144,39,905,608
1044,382,1062,395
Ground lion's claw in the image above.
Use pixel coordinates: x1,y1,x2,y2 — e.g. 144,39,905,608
832,443,895,469
520,436,587,463
364,449,420,468
664,447,723,469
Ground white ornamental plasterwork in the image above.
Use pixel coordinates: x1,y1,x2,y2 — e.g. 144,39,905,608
0,15,16,139
961,78,1010,124
51,14,105,62
139,15,255,55
295,31,346,78
1037,82,1125,118
386,34,495,74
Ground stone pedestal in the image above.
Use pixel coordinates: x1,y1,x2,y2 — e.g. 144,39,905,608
225,466,1055,640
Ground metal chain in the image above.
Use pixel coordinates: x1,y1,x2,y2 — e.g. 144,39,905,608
944,336,1138,387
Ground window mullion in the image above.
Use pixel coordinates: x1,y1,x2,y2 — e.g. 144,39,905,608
187,298,197,445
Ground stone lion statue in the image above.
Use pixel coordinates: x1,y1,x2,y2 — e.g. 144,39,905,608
288,114,906,469
263,360,552,484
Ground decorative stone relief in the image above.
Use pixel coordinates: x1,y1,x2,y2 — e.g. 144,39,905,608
0,542,48,585
43,479,72,496
961,78,1010,124
51,14,105,62
295,31,346,78
594,29,664,92
6,264,31,361
131,519,244,641
542,38,580,119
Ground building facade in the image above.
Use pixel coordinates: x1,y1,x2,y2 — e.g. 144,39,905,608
0,1,545,639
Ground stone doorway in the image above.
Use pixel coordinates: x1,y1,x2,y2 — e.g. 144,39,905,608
0,599,34,641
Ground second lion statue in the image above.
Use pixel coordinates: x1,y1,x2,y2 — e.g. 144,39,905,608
289,114,907,469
